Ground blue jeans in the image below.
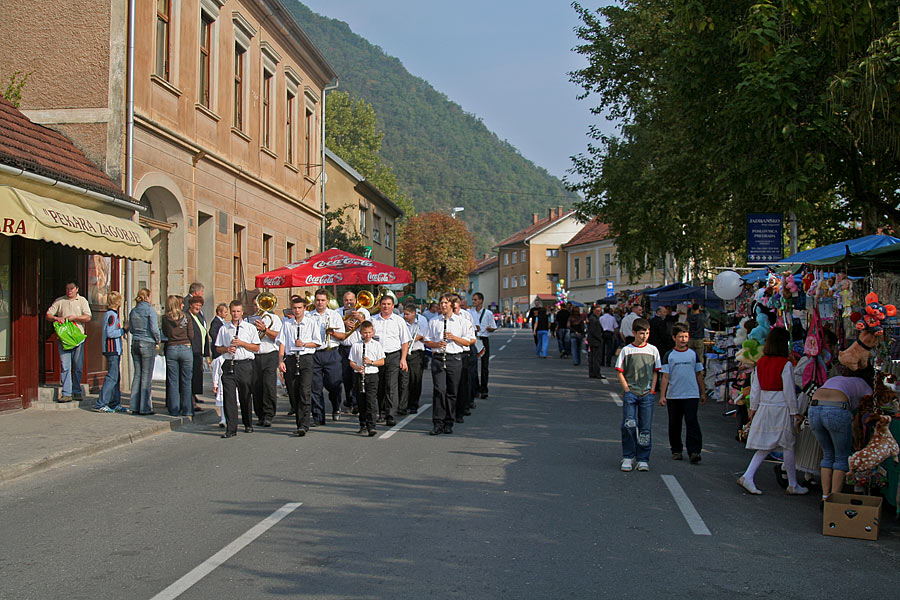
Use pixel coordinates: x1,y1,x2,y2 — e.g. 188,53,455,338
571,333,583,365
130,340,156,414
96,353,121,410
58,340,85,397
809,405,853,472
621,391,655,461
165,344,193,416
535,330,549,357
557,328,569,355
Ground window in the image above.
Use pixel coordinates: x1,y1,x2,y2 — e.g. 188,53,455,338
546,248,559,257
520,249,526,262
373,214,382,244
260,43,279,151
547,273,559,283
233,44,246,129
503,253,509,265
262,234,271,273
359,206,368,236
574,258,581,280
261,70,272,148
655,256,665,271
199,13,213,107
233,224,244,299
286,241,294,265
586,256,592,278
511,277,517,288
385,223,393,249
286,90,295,163
503,277,508,289
520,275,526,287
511,252,517,265
155,0,171,80
604,253,611,277
304,105,315,174
232,13,255,131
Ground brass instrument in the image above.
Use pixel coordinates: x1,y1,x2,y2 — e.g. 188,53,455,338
343,290,376,336
374,286,398,307
255,291,277,328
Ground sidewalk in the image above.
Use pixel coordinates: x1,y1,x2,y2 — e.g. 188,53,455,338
0,375,220,485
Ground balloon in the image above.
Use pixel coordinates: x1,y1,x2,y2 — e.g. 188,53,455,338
713,270,744,300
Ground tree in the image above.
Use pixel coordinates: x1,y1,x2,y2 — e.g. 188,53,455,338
398,212,475,293
323,203,368,256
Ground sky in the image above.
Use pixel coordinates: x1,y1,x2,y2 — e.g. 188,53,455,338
297,0,618,183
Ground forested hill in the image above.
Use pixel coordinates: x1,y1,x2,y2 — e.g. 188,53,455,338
287,2,578,252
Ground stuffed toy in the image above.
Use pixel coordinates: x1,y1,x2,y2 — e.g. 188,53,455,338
838,279,853,317
737,338,763,365
858,292,897,335
749,307,770,345
848,414,900,473
802,270,816,295
839,325,878,371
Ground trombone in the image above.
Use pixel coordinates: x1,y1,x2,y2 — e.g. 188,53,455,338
255,291,277,328
343,290,376,336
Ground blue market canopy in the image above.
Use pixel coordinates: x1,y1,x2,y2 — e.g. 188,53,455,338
776,234,899,266
651,285,724,310
640,282,691,296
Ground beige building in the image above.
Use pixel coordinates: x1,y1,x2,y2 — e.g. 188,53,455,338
495,207,581,313
467,254,499,309
324,148,402,266
0,0,337,315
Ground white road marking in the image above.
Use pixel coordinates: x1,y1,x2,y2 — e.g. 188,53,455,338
613,395,623,406
378,403,432,440
661,474,711,536
150,502,303,600
489,355,496,360
499,345,508,352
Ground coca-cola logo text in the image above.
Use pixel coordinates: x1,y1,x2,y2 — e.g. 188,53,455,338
313,256,374,270
305,273,344,285
262,276,285,286
367,272,397,283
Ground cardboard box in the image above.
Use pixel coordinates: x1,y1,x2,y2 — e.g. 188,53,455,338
823,493,882,541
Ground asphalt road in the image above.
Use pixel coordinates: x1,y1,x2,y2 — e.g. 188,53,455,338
1,329,898,599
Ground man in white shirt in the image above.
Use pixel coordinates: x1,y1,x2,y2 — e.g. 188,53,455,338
620,304,643,346
251,295,283,428
349,321,385,436
469,292,496,399
454,295,476,421
371,295,411,426
425,294,476,435
399,303,428,415
277,296,321,436
46,282,92,402
308,289,347,426
599,306,619,367
215,300,261,438
338,290,371,415
422,302,439,322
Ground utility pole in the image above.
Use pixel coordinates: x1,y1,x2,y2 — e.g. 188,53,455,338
789,211,798,256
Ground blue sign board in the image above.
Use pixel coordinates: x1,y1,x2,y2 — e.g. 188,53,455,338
606,280,615,297
747,213,783,264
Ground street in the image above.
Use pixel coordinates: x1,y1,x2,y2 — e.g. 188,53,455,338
1,328,898,599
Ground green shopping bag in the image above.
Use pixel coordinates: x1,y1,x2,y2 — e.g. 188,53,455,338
54,320,87,350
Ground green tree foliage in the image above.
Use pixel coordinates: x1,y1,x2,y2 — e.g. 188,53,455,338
287,2,577,255
398,212,475,292
3,71,31,107
569,0,900,278
323,203,367,256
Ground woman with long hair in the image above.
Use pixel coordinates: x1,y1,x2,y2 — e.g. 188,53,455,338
161,295,194,417
128,288,160,415
94,291,128,413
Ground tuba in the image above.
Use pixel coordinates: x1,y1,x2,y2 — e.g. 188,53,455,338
343,290,376,336
255,291,277,328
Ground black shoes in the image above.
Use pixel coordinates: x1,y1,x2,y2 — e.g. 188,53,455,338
332,411,341,422
257,420,265,427
357,426,368,435
689,453,702,464
294,428,306,437
443,424,454,434
222,431,237,439
396,409,408,416
309,421,319,427
430,425,443,435
351,406,359,415
408,406,418,414
376,414,385,424
262,420,272,427
455,416,464,423
287,410,296,416
479,393,487,399
244,426,254,433
385,416,396,427
367,428,377,437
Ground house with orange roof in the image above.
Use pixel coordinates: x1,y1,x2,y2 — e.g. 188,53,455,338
467,254,499,308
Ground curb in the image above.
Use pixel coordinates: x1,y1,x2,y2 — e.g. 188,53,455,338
0,409,219,485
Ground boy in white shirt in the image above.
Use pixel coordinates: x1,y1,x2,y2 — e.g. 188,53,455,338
350,321,385,436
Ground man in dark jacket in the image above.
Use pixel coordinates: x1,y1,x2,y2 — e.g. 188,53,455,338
586,304,607,379
649,306,673,353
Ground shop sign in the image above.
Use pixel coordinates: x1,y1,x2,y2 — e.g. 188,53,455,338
747,213,783,264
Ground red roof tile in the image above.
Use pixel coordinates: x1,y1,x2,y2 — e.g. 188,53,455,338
496,209,575,248
0,97,128,201
469,255,498,275
564,218,610,247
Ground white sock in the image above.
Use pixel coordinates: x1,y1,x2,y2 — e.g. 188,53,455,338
783,450,800,488
742,450,768,484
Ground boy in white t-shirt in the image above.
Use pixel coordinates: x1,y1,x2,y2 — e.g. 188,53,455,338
349,321,385,436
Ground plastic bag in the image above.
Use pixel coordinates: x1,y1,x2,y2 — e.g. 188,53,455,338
54,320,86,350
152,355,167,382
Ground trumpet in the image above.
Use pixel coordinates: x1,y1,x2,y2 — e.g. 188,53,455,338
255,291,277,328
343,290,376,335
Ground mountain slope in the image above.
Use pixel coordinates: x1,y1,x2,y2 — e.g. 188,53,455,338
286,2,578,252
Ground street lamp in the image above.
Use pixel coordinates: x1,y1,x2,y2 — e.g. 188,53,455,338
450,206,464,219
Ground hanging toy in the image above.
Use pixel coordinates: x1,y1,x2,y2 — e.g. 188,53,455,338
859,292,897,335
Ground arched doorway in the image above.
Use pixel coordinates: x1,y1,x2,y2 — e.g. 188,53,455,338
133,178,186,309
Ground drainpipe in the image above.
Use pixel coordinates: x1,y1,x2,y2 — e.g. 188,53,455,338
124,0,136,388
321,80,339,251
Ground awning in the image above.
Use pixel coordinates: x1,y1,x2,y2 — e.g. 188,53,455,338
0,185,152,261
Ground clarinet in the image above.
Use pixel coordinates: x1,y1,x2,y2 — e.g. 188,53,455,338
294,322,302,378
442,318,448,367
360,341,367,396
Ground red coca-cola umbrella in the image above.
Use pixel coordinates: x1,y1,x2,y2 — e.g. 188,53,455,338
255,248,412,288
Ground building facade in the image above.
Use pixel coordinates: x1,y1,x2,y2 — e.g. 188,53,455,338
467,254,499,309
495,207,581,314
324,148,402,267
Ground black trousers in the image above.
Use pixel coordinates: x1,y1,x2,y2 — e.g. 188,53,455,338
431,354,462,426
252,351,279,421
457,350,471,415
666,397,702,454
378,350,401,417
478,337,490,395
468,346,480,401
222,360,253,434
589,344,603,378
339,345,357,408
311,348,342,423
285,354,313,430
399,349,424,412
601,332,616,367
356,372,379,428
192,352,205,395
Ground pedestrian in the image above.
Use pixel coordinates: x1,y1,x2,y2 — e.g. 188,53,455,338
555,303,571,358
251,293,282,428
161,294,194,417
616,318,660,472
186,295,208,413
350,321,385,436
600,306,618,367
94,291,128,413
619,304,642,346
371,294,411,426
527,301,542,345
737,327,808,495
659,323,705,463
308,289,346,425
425,294,475,435
648,306,672,354
569,306,586,366
469,292,495,399
586,304,606,379
278,296,320,437
687,303,708,363
208,302,229,353
215,300,260,438
128,288,159,415
399,303,427,414
533,304,550,358
45,282,92,403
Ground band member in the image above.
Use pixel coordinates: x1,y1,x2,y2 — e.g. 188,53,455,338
399,303,428,414
452,295,476,421
338,290,371,414
309,289,347,425
215,300,260,438
349,321,385,436
278,296,321,436
469,292,496,399
281,296,301,416
371,295,411,427
251,294,282,427
425,294,475,435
